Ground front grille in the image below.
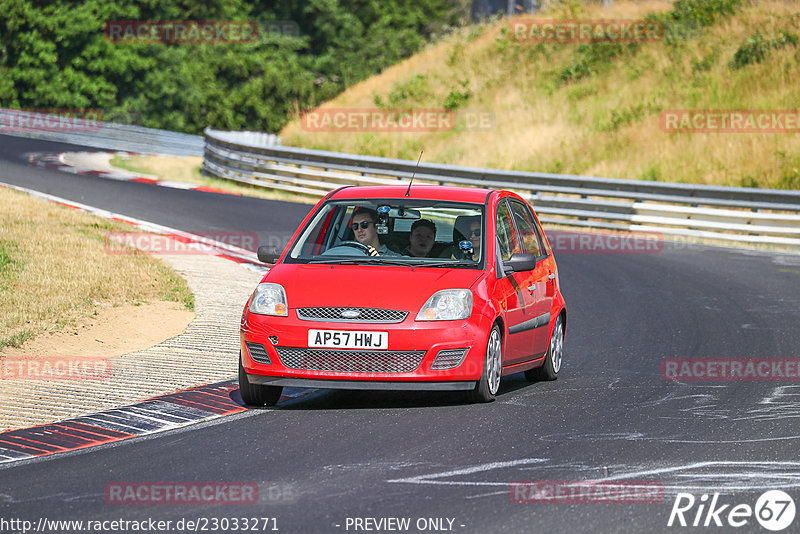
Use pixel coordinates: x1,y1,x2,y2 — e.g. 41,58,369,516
296,307,408,323
276,347,425,373
431,348,468,370
246,342,271,364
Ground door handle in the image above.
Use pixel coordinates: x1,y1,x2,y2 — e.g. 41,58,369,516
547,273,556,280
527,285,536,293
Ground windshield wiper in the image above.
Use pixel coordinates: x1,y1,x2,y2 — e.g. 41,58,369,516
305,257,411,266
304,258,473,267
406,260,474,268
306,258,371,264
361,258,416,266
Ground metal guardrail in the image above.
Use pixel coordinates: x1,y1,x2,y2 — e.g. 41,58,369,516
203,128,800,247
0,108,205,156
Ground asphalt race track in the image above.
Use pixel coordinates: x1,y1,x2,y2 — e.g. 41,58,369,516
0,135,310,248
2,134,800,533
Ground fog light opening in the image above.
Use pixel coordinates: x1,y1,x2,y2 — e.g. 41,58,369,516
431,348,468,370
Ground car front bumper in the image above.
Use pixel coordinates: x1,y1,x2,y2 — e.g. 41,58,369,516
240,309,494,387
245,375,476,391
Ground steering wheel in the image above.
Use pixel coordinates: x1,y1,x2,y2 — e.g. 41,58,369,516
336,240,373,255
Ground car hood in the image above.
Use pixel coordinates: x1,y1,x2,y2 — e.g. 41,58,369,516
263,263,484,311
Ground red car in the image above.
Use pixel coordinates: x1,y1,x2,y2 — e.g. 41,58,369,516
239,185,566,405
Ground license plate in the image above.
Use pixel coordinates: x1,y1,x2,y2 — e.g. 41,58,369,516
308,329,388,349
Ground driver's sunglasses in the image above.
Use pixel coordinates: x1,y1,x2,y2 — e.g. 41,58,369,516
470,229,481,237
351,221,373,230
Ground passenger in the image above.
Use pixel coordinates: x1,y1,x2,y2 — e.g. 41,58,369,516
404,219,437,257
468,218,481,261
452,215,481,261
351,208,400,256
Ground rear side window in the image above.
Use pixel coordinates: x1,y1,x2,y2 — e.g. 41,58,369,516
509,200,544,257
495,201,520,261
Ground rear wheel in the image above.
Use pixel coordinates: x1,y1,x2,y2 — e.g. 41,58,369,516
238,353,283,406
525,315,563,382
469,325,503,403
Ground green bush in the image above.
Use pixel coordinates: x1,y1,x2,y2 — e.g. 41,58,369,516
739,175,760,188
443,80,470,110
691,46,720,73
559,43,628,85
647,0,743,44
729,30,799,69
597,102,659,132
386,74,432,108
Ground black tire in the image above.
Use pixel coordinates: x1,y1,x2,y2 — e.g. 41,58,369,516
238,353,283,406
468,324,503,403
525,315,563,382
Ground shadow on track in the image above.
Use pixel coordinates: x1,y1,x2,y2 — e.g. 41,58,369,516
231,372,547,410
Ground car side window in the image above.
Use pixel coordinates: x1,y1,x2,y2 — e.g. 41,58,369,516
531,209,551,255
509,200,543,257
495,201,519,261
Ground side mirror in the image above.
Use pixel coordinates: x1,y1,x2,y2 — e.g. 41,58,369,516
257,245,281,264
503,252,538,273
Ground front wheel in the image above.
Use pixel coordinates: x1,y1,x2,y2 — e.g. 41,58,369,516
469,325,503,403
525,315,563,382
239,353,283,406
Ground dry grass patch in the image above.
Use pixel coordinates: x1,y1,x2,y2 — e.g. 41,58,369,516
0,187,194,352
280,0,800,189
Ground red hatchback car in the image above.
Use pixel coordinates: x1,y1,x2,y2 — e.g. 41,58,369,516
239,185,566,405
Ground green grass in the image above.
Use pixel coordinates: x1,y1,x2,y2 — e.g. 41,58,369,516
0,330,33,350
158,268,195,312
0,241,17,276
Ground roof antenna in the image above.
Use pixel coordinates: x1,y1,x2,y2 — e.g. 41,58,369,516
405,150,423,197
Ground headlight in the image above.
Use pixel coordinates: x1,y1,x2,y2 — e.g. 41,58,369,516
416,289,472,321
248,283,288,316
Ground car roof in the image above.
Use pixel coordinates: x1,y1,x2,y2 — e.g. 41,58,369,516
328,185,496,203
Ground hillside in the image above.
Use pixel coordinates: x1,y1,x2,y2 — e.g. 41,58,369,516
280,0,800,189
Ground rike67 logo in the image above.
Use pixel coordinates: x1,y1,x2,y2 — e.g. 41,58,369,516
668,490,795,531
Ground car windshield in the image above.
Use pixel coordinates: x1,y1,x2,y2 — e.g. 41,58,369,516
287,199,485,267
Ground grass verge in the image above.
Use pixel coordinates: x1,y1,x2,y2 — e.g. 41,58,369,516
0,186,194,351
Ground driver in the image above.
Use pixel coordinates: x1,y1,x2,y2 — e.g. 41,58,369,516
351,208,400,256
